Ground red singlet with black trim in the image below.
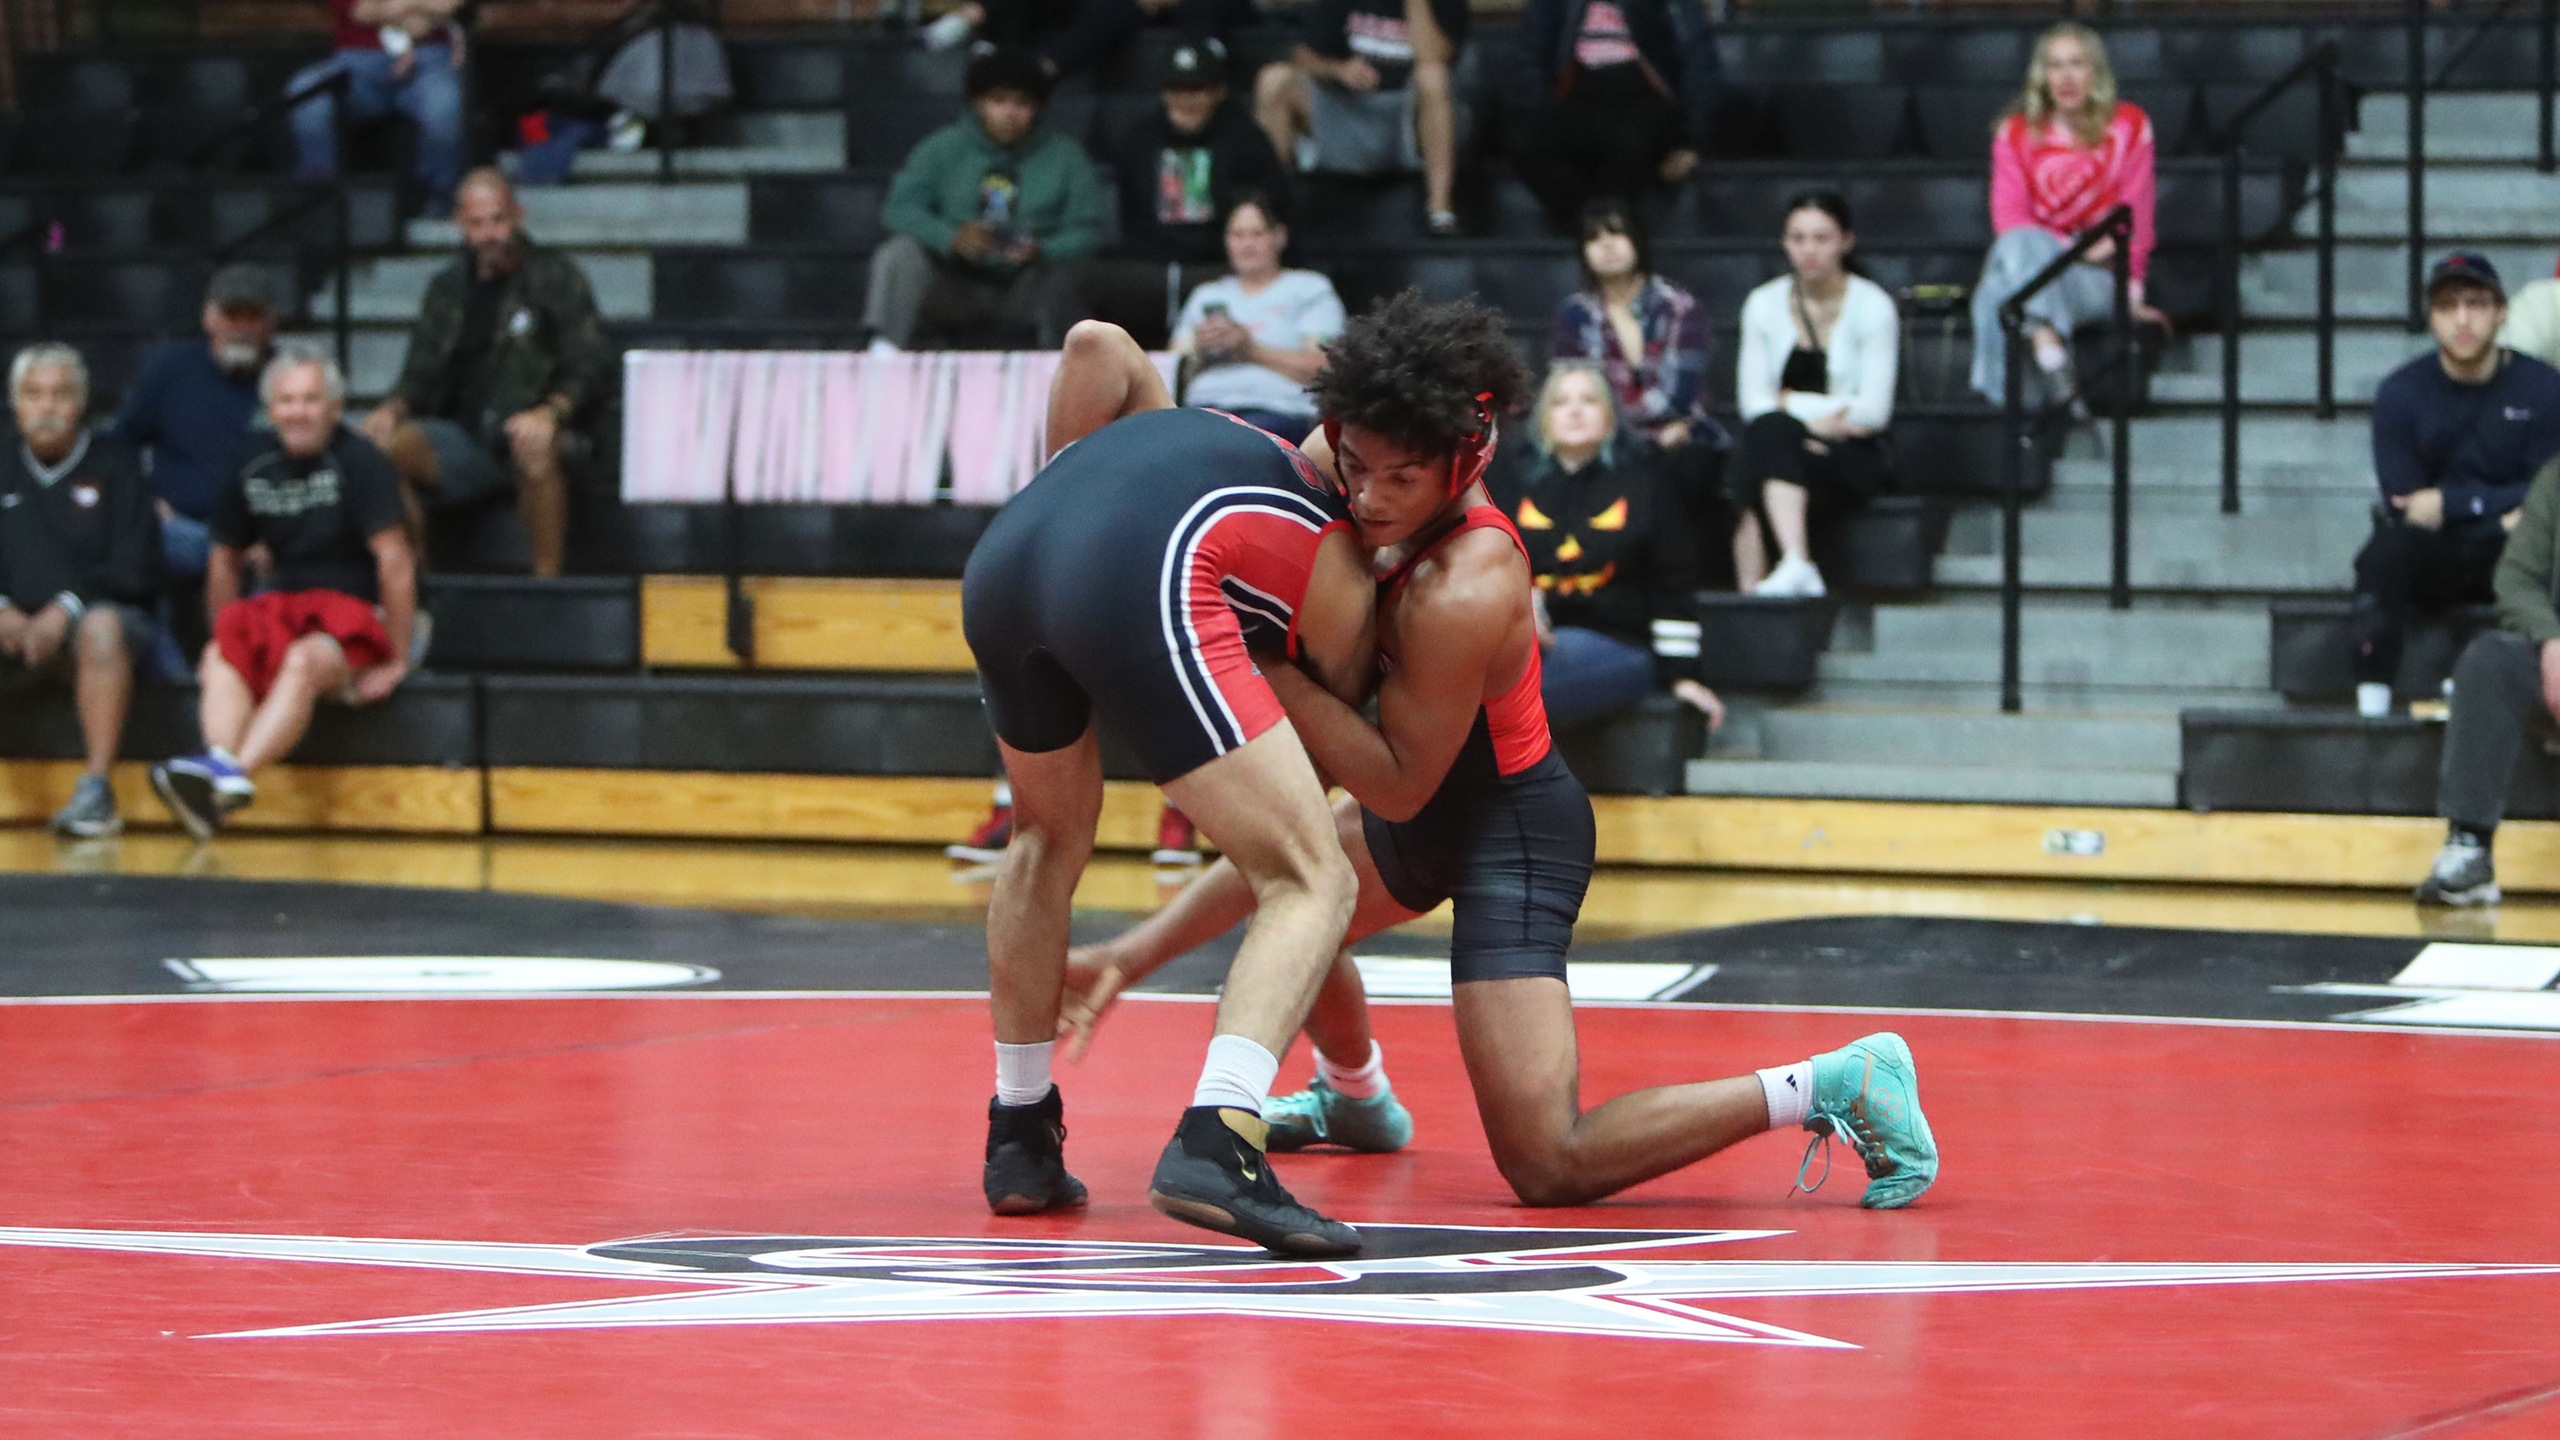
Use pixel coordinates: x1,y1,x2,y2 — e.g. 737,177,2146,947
1379,503,1554,779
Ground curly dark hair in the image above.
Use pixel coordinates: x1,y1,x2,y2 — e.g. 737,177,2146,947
1310,290,1535,456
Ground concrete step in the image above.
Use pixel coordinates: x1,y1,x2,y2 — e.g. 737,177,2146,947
2149,327,2431,405
1684,756,2178,806
2349,92,2556,161
2071,414,2372,469
1819,626,2269,692
1748,706,2184,769
2333,163,2560,239
407,183,748,247
572,145,844,178
314,253,653,321
2240,243,2552,319
2046,457,2373,497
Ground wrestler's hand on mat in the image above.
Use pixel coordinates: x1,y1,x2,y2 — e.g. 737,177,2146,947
1057,946,1131,1061
351,658,407,706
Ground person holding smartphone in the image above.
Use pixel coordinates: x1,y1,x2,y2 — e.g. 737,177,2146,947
1170,193,1343,443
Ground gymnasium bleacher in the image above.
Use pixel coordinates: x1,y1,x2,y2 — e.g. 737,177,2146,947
8,0,2560,887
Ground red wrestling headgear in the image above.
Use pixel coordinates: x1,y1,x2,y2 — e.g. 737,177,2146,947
1322,392,1499,501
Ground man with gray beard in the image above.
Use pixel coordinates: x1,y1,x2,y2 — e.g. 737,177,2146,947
0,344,162,837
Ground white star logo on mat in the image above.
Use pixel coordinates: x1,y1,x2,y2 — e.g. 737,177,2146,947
5,1224,2556,1349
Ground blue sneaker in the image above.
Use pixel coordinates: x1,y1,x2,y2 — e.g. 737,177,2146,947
1799,1032,1938,1210
1264,1077,1413,1154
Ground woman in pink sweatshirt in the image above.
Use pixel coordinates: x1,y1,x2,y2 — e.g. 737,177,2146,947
1967,23,2164,404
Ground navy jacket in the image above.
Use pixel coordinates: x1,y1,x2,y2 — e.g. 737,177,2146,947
2371,349,2560,543
1520,0,1722,149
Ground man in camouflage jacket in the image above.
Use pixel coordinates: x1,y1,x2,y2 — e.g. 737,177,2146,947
362,167,613,577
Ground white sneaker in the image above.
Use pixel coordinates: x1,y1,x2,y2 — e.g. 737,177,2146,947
1754,555,1827,598
867,336,902,358
2356,681,2393,719
922,11,974,49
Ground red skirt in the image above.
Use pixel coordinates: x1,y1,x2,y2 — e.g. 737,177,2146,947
214,589,393,702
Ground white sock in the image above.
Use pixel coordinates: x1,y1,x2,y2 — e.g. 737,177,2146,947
2356,682,2393,719
1192,1034,1279,1114
992,780,1013,808
1757,1060,1815,1131
994,1040,1053,1106
2033,333,2070,374
1315,1040,1388,1100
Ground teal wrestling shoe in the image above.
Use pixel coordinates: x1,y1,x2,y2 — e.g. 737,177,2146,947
1798,1032,1939,1210
1263,1076,1414,1154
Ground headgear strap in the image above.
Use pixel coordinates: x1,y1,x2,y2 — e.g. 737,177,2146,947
1319,393,1499,502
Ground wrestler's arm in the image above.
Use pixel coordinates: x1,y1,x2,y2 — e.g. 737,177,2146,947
1045,319,1173,458
1266,537,1515,822
1288,528,1378,707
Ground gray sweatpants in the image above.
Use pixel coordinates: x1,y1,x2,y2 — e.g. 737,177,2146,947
862,233,1084,349
1969,225,2120,403
2439,628,2552,832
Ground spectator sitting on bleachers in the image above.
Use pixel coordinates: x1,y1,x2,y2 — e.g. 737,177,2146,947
1255,0,1470,236
925,0,1255,83
1170,193,1341,443
359,168,611,581
1507,361,1721,731
0,345,163,840
1967,23,2167,406
865,48,1104,353
2352,253,2560,720
2498,260,2560,369
1549,200,1721,501
1082,40,1290,348
112,265,281,672
289,0,467,215
1509,0,1717,235
151,348,415,843
1731,189,1898,599
2416,450,2560,907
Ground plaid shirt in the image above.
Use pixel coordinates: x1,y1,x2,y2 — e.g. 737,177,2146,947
1549,275,1715,443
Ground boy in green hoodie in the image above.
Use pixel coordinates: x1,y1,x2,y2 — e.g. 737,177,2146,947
864,48,1106,350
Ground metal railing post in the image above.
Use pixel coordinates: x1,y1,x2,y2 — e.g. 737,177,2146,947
657,0,677,185
2409,0,2428,331
2318,48,2338,418
2110,213,2133,609
329,71,351,376
2543,0,2557,172
2001,321,2025,715
2220,145,2243,516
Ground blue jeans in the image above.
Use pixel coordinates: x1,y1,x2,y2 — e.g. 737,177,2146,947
1541,626,1658,729
289,45,464,205
1968,226,2119,403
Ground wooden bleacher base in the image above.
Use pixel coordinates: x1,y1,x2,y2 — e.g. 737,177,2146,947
3,756,2525,894
0,761,482,834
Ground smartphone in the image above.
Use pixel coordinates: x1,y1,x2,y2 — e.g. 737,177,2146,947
1201,302,1230,321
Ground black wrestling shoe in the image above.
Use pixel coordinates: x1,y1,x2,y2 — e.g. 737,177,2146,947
983,1087,1088,1216
1147,1106,1362,1257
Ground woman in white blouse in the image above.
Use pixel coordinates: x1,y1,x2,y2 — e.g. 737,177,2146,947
1732,189,1899,597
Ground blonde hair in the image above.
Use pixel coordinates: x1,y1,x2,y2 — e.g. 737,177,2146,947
2009,22,2117,147
1534,362,1619,458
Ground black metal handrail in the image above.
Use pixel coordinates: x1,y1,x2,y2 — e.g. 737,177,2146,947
1996,203,2135,715
0,215,51,342
188,69,356,377
2209,39,2342,516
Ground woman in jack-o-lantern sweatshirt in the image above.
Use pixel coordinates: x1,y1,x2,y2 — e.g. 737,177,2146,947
1499,362,1724,732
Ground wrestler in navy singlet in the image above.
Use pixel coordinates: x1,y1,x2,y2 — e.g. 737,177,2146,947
1359,505,1597,985
962,407,1352,784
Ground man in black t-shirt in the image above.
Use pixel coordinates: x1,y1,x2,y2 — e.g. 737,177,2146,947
0,344,163,839
1254,0,1471,234
151,346,417,842
1077,41,1289,347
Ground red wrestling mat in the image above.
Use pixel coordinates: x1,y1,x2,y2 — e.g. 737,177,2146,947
2,993,2556,1439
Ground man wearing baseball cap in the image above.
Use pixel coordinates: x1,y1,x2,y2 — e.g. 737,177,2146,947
1081,39,1290,347
2352,251,2560,722
111,264,283,671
